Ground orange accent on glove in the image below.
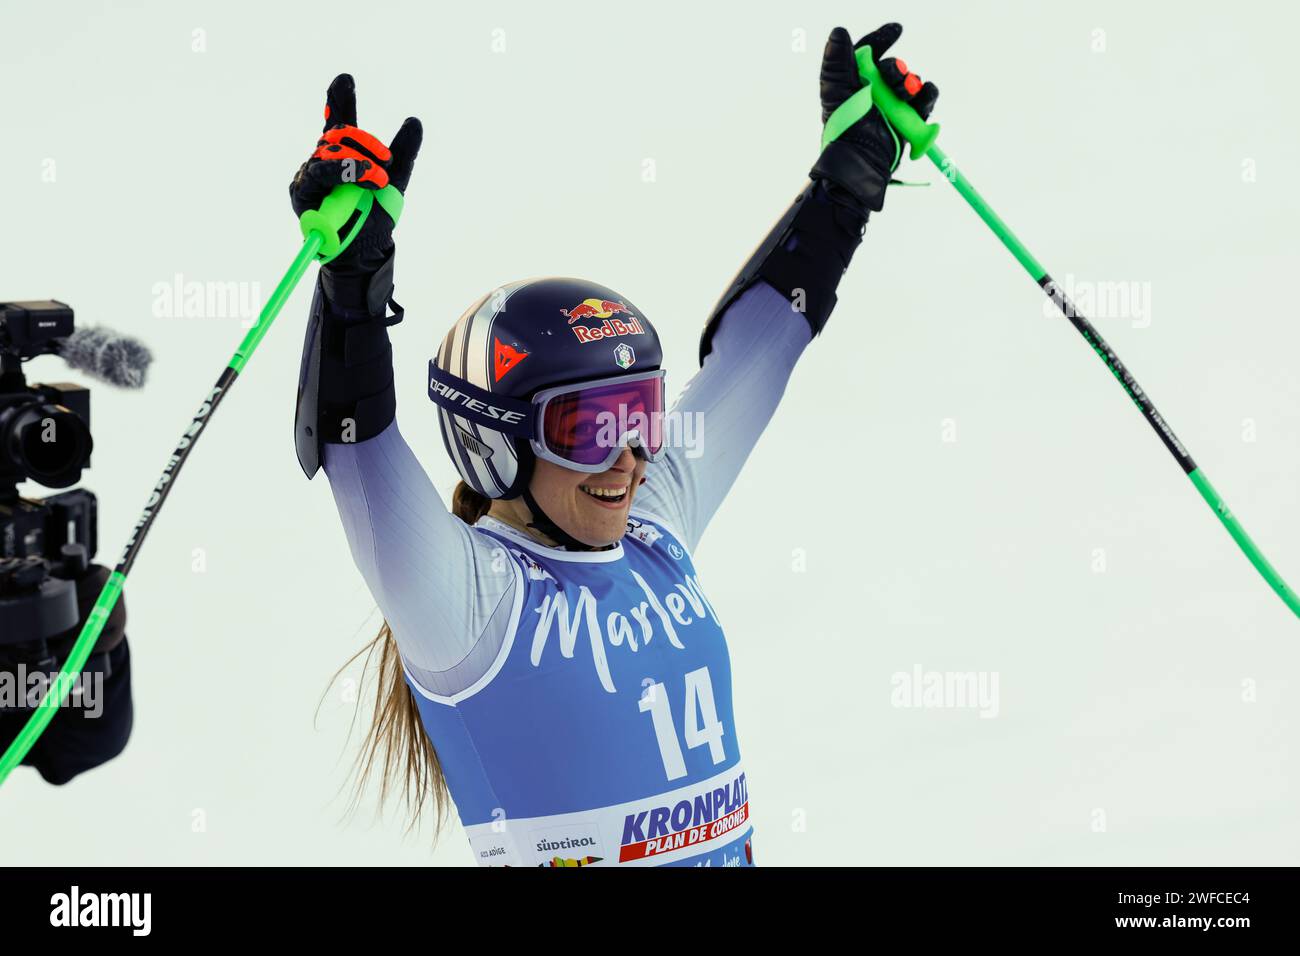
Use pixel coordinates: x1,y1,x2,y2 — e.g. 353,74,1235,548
321,125,392,162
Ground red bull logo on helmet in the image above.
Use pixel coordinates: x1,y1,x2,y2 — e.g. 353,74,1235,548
561,298,632,324
560,298,646,343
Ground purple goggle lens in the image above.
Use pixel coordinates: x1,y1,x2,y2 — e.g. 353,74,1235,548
539,374,665,467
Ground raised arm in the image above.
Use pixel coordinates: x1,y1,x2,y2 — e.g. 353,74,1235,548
290,76,516,690
637,24,940,550
636,281,810,552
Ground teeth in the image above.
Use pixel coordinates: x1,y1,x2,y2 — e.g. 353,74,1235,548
581,485,628,499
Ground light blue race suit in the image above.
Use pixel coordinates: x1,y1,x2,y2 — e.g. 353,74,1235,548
322,281,810,866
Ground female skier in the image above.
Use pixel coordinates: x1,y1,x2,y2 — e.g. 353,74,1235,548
290,23,939,867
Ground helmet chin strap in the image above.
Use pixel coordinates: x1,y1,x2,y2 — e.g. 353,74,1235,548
518,455,649,552
521,485,605,552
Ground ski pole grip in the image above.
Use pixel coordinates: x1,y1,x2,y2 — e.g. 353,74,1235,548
857,46,941,160
298,183,405,263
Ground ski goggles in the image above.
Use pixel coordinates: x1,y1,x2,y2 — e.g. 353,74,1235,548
428,364,666,473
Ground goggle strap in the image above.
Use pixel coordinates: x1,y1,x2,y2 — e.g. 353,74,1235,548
427,362,535,439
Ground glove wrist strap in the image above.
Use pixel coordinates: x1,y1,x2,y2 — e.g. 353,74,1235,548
811,139,891,214
698,179,867,365
320,247,398,319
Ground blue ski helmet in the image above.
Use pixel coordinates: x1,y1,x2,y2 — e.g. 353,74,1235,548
429,277,664,499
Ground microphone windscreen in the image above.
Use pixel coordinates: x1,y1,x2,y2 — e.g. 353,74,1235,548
57,326,152,388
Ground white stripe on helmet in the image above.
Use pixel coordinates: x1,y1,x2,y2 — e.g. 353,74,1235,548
441,300,503,497
436,280,537,499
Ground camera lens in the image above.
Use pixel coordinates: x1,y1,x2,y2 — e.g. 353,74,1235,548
0,401,93,488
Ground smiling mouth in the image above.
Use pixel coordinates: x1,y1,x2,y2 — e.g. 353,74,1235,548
579,483,630,506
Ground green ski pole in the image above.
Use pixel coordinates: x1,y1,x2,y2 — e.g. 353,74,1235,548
0,182,404,787
847,46,1300,619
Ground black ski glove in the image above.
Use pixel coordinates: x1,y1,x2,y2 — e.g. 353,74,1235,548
288,73,422,314
813,23,940,213
292,74,421,476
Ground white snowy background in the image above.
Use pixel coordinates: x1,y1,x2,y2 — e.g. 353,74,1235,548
1,0,1296,865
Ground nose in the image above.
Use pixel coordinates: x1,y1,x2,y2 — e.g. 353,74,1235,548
608,446,637,473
